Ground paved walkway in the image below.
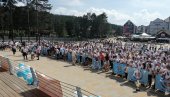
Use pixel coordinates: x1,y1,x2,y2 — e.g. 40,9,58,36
0,50,168,97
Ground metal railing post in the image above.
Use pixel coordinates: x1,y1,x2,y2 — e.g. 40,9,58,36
6,58,13,75
30,67,39,86
76,87,82,97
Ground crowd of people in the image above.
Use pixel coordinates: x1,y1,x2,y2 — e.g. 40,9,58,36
0,39,170,94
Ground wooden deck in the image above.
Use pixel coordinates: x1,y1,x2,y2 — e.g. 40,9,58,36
0,68,50,97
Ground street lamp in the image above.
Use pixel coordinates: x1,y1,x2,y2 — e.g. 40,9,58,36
38,33,40,44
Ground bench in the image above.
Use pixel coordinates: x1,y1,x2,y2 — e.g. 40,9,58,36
0,56,9,71
36,72,63,97
0,55,51,97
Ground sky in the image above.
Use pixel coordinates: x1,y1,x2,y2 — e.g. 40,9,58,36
49,0,170,26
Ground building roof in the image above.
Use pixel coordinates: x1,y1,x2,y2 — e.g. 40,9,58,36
165,16,170,22
157,29,170,35
124,20,136,26
152,18,164,22
140,33,151,36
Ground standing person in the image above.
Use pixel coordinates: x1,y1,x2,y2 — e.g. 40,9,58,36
100,51,105,69
109,51,114,69
63,48,67,61
60,46,65,59
12,45,16,55
147,63,153,89
124,63,129,80
159,64,170,95
134,68,141,91
22,46,28,60
164,65,170,95
36,45,41,60
72,49,76,65
79,48,83,64
55,47,60,60
104,52,110,72
31,49,35,60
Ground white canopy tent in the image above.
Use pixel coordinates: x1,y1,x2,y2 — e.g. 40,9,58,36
140,33,151,37
131,33,155,41
139,33,156,39
131,34,140,38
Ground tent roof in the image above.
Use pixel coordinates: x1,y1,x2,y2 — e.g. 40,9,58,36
131,34,140,38
140,33,151,37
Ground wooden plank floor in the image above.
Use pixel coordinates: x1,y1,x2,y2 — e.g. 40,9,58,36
0,68,51,97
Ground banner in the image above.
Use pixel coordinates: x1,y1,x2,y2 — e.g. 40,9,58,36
91,58,96,69
113,62,126,76
77,53,81,63
67,52,72,62
127,67,136,81
155,74,170,93
91,58,101,69
127,67,149,85
82,55,86,64
139,70,149,85
41,47,48,55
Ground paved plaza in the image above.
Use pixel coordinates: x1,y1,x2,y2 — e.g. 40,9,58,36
0,50,169,97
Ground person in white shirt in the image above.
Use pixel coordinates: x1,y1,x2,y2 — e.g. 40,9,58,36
159,65,170,95
36,46,41,60
72,49,76,65
134,68,141,91
22,46,28,60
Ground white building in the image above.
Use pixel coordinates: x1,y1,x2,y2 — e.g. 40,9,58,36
147,17,170,36
148,18,169,36
165,16,170,30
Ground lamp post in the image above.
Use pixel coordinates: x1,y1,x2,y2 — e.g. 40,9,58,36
38,33,40,44
27,0,30,42
35,0,39,44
